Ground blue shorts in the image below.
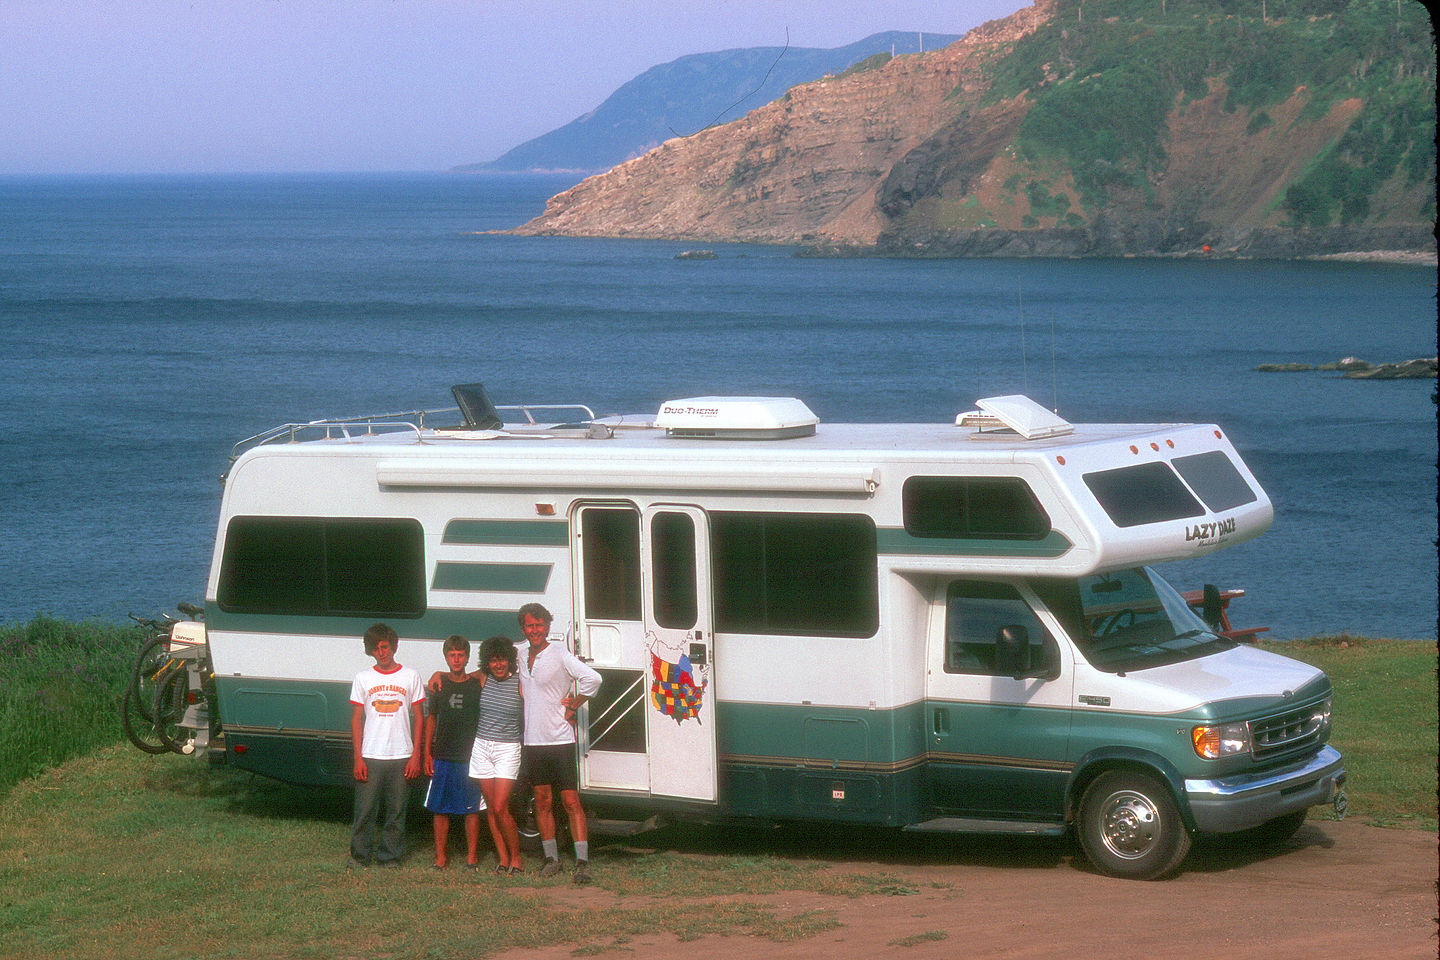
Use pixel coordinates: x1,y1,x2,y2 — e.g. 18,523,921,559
425,758,484,815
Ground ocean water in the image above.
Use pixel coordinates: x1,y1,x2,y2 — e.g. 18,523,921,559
0,173,1434,639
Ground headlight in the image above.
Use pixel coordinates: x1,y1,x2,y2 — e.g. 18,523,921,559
1192,721,1251,759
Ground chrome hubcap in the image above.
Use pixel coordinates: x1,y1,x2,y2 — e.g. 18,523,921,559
1098,789,1160,860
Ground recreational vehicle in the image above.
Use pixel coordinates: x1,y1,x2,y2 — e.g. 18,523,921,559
189,385,1345,879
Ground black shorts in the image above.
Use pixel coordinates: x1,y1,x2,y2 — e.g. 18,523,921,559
520,742,578,792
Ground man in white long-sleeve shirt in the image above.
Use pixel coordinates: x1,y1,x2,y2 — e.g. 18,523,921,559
517,602,602,884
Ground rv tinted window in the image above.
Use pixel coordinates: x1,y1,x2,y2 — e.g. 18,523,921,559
651,512,698,630
903,477,1051,539
581,508,641,621
217,517,425,616
711,512,877,638
1171,451,1257,513
1082,462,1205,528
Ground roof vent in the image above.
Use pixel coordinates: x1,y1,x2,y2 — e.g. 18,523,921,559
451,382,503,430
956,395,1073,440
655,396,818,440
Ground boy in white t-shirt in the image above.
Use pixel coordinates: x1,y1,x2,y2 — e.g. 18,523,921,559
348,623,425,867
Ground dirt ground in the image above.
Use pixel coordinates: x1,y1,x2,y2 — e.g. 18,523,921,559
501,820,1436,960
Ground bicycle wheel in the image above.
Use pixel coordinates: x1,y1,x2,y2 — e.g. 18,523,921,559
120,683,169,754
129,635,172,724
154,671,193,755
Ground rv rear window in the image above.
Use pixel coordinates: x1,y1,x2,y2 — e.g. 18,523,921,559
1171,451,1257,513
1082,462,1205,528
902,477,1051,540
217,517,426,617
711,512,878,638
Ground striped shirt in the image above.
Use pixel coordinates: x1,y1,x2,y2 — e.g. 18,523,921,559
475,674,522,743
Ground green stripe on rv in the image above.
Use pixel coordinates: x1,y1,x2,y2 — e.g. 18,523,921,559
875,528,1072,558
204,605,519,641
442,519,569,546
432,562,551,592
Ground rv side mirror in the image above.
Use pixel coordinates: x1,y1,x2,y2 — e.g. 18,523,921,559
1201,583,1223,630
994,625,1031,678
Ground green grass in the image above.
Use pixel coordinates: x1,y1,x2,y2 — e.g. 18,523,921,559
1257,636,1438,829
0,749,888,960
0,617,146,795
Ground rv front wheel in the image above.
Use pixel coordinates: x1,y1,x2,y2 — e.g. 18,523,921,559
1077,771,1191,880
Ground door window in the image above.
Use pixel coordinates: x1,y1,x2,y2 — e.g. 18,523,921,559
944,580,1058,676
651,512,697,630
581,508,640,620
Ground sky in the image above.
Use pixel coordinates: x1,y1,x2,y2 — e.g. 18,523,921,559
1,0,1029,175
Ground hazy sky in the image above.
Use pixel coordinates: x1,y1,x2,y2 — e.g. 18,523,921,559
2,0,1029,174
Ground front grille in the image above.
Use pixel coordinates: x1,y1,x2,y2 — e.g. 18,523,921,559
1249,703,1324,760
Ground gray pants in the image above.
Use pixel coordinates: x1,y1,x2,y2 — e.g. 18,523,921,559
351,758,409,864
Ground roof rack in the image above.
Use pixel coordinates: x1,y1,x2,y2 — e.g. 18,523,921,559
229,401,598,462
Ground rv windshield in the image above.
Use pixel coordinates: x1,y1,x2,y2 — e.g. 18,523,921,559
1036,566,1236,672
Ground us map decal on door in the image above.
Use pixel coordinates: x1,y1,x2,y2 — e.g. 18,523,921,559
646,632,707,724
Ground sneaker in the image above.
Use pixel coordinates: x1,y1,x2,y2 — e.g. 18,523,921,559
572,860,592,885
539,857,562,877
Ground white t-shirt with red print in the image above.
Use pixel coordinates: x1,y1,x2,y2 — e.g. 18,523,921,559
349,663,424,760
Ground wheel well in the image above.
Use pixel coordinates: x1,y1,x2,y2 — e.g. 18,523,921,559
1066,759,1190,829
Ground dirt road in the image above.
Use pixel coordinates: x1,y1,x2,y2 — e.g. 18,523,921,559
505,820,1435,959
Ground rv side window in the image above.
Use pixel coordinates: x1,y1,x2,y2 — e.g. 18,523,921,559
217,517,425,617
944,581,1058,676
581,508,641,621
1082,462,1205,527
712,512,878,638
1171,451,1258,512
903,476,1051,540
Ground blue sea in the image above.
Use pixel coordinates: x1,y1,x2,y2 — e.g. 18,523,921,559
0,173,1435,639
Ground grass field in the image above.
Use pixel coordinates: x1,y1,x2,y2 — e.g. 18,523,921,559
0,620,1434,959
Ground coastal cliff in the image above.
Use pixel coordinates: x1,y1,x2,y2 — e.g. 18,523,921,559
513,0,1436,259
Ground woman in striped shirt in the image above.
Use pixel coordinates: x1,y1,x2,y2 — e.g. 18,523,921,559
469,635,525,874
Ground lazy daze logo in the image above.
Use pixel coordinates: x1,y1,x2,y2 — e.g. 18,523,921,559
1185,517,1236,547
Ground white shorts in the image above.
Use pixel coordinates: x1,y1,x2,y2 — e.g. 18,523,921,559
468,738,523,780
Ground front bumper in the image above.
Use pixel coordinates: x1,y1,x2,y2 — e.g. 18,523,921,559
1184,745,1345,834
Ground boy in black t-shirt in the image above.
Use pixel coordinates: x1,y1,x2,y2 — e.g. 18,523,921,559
423,635,484,869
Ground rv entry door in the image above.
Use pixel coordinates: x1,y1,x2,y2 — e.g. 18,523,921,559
640,505,718,802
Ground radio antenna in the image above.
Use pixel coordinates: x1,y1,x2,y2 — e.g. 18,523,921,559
1018,285,1029,397
1050,317,1060,413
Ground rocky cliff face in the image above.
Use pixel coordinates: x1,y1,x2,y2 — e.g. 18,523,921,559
514,0,1435,258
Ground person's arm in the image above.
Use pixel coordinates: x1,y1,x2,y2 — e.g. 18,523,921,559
405,697,425,779
423,711,437,777
562,650,602,725
351,702,367,782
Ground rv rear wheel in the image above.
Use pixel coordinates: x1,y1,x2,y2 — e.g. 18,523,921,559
1077,771,1191,880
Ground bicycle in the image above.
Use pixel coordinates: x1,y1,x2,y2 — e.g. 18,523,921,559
120,603,211,755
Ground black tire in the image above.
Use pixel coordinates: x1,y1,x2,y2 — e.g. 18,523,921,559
1077,770,1192,880
154,670,192,755
129,636,172,724
120,684,170,754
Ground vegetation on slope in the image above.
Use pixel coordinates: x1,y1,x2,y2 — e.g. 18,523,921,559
981,0,1434,223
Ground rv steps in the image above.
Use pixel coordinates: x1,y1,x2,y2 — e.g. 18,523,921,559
903,817,1066,837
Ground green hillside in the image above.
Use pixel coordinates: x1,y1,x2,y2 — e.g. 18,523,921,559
987,0,1435,226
